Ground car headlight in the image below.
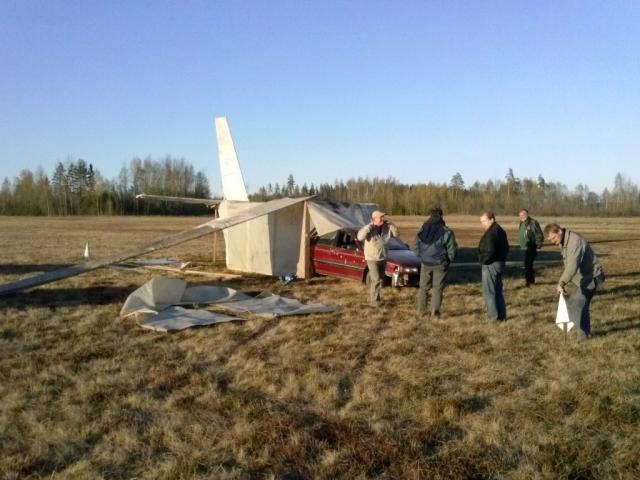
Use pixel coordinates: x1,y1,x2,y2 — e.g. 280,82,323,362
396,266,418,274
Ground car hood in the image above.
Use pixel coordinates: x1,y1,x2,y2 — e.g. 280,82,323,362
387,249,421,267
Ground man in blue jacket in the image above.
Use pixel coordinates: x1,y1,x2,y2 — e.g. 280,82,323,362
478,211,510,321
412,207,458,318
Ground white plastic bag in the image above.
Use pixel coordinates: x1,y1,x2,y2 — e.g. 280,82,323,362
555,293,573,332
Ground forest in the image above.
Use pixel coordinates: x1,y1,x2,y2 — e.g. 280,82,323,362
1,157,638,216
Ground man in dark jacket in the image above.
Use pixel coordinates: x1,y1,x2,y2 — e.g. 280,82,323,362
544,223,604,340
478,211,509,320
412,207,458,318
518,209,544,286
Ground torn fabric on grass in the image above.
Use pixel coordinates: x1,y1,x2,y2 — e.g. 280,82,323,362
120,276,338,331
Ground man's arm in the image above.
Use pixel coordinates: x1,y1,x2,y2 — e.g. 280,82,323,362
559,239,582,287
357,224,372,242
445,229,458,262
533,220,544,248
411,233,421,257
483,230,497,263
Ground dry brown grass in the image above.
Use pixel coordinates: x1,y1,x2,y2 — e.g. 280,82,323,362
1,214,639,479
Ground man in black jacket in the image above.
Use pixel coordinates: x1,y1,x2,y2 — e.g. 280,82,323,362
478,211,509,320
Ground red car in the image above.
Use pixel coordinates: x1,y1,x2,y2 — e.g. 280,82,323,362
310,228,421,287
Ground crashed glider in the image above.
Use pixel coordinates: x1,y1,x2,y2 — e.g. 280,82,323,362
0,197,310,296
0,117,379,296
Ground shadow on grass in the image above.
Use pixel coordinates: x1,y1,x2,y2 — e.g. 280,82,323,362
590,237,640,245
0,263,73,275
593,316,640,337
452,246,562,265
601,283,640,298
604,270,640,280
448,246,562,285
0,285,137,310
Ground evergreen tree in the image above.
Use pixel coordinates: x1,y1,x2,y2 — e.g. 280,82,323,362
450,172,465,190
51,162,68,215
285,174,295,196
0,177,12,214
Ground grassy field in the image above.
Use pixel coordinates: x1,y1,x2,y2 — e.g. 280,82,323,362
1,214,639,479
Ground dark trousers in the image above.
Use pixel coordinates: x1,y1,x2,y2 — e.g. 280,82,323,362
416,264,448,316
481,261,507,320
565,283,596,339
524,246,537,285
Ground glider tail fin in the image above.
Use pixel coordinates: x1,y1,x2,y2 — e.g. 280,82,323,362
215,117,249,201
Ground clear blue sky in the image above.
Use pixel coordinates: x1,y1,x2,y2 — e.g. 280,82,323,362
1,0,638,195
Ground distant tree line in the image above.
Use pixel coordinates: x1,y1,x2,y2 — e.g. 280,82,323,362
2,163,638,216
250,171,640,216
0,156,211,216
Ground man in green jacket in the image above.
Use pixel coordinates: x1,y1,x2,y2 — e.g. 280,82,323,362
518,209,544,286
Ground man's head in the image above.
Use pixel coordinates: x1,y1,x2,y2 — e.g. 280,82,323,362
544,223,563,245
518,209,529,222
430,207,444,217
480,211,495,231
371,210,386,226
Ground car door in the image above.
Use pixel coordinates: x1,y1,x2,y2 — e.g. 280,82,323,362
311,230,366,281
337,232,367,280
